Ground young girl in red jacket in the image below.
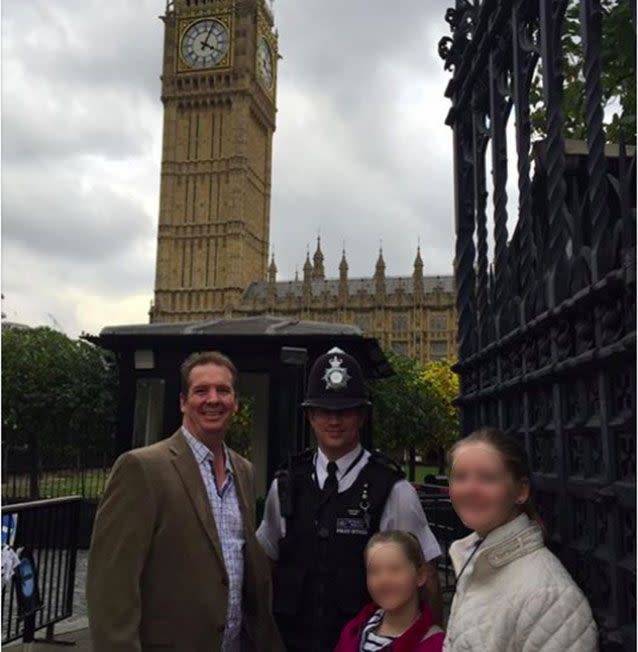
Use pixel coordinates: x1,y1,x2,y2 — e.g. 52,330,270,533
334,530,444,652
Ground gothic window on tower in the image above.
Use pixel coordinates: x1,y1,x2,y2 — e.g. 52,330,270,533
356,314,372,332
430,340,448,361
430,313,448,332
257,36,274,90
392,313,410,332
391,341,409,356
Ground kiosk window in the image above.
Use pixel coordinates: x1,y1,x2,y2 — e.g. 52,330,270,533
133,379,165,448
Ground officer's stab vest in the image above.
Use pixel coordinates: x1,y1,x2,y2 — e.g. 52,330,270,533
273,452,402,652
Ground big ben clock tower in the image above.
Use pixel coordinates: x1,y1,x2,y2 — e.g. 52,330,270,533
151,0,278,322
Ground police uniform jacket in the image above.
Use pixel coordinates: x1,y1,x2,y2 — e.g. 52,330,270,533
257,445,441,652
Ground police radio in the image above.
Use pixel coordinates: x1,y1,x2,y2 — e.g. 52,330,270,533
276,453,295,519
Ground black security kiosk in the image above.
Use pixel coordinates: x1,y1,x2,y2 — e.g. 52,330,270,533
86,316,392,500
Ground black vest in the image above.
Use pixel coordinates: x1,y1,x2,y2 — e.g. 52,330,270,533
273,452,401,652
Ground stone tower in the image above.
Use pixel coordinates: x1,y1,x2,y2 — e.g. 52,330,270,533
151,0,278,322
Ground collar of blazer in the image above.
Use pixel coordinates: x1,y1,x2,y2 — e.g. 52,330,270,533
167,430,252,568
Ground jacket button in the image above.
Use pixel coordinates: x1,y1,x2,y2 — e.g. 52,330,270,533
217,624,225,634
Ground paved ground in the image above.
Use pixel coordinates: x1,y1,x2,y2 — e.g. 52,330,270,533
61,550,89,630
6,626,92,650
4,551,89,649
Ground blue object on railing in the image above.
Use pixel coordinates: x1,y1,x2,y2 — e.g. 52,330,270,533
15,549,42,619
1,496,81,646
1,513,18,547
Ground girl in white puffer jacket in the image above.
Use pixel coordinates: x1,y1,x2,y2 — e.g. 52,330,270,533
443,427,598,652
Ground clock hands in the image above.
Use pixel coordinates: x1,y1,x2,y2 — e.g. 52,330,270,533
182,20,228,66
202,22,216,50
200,34,220,55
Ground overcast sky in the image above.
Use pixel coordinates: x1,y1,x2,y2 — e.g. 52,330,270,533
2,0,458,336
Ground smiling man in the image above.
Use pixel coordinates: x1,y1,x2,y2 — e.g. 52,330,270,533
87,351,283,652
257,347,443,652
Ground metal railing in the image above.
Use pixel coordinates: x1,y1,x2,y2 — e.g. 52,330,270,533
2,496,81,645
439,1,636,649
416,482,470,593
2,447,114,502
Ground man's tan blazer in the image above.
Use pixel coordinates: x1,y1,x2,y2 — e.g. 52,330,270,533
86,430,283,652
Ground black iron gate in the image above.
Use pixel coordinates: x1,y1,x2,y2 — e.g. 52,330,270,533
439,1,636,649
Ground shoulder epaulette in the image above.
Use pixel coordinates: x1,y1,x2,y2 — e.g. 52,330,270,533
369,449,405,478
276,447,315,472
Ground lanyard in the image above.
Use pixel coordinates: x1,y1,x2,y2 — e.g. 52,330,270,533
455,538,484,587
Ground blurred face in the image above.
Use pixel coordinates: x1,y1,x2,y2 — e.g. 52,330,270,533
307,407,365,458
449,443,529,536
366,542,425,612
180,363,238,440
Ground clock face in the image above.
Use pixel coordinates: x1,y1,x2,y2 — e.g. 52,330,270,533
257,36,274,89
181,19,229,69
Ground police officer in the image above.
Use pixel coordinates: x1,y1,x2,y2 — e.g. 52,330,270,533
257,347,442,652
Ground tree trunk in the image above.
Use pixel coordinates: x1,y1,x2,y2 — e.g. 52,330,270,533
28,433,40,499
408,445,416,482
79,450,86,497
438,447,446,475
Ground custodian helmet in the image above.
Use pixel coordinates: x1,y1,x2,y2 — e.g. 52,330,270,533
301,347,371,411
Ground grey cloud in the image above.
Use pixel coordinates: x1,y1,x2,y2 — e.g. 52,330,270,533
2,163,154,262
268,0,455,279
276,2,448,152
2,91,158,162
2,0,162,163
3,237,155,305
2,0,163,97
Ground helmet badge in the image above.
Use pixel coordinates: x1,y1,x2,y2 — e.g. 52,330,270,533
322,355,351,391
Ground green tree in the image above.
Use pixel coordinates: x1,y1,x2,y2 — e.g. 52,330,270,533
369,352,461,480
420,359,461,473
2,327,117,496
226,397,254,460
531,0,636,143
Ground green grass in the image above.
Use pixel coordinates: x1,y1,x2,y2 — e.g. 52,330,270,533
2,464,444,501
402,465,440,483
1,468,110,500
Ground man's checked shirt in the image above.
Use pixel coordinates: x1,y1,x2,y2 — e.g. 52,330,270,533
182,427,245,652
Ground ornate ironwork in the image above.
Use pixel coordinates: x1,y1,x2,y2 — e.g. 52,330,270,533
489,37,512,328
440,1,636,649
473,109,490,349
582,0,611,279
512,1,539,303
